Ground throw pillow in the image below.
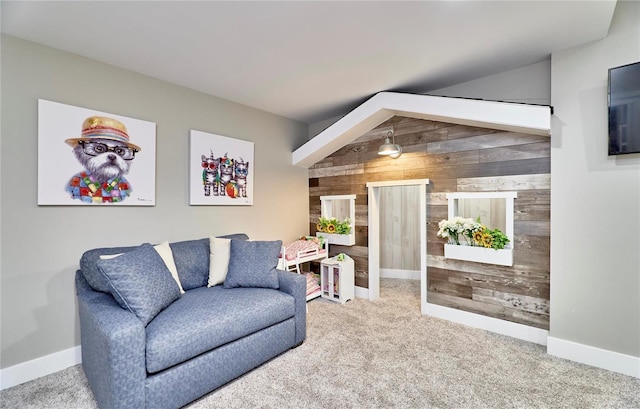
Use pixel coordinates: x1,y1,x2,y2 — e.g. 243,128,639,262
96,243,181,326
224,240,282,289
208,236,231,287
99,242,185,294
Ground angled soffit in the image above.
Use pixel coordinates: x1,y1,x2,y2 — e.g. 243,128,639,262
292,92,552,168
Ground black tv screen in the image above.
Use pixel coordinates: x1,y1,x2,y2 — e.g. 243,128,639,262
608,61,640,155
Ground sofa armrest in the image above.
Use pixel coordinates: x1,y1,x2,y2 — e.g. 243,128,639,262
76,271,146,409
276,269,307,345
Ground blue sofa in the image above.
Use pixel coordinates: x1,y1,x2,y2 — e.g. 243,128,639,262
75,235,307,409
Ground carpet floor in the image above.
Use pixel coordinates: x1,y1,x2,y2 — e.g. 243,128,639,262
2,278,639,408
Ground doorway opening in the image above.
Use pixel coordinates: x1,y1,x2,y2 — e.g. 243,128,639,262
366,179,429,313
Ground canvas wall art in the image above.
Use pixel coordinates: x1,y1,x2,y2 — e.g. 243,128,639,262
190,130,254,205
38,99,156,205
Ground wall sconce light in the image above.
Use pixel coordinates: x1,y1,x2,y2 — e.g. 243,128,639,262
377,130,402,159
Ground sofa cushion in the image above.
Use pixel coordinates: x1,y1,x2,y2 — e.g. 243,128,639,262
145,286,295,373
96,243,181,326
171,234,249,290
224,240,281,289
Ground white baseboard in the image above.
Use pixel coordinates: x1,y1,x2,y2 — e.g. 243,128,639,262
380,268,420,280
355,286,369,299
547,336,640,379
424,302,549,346
0,345,81,390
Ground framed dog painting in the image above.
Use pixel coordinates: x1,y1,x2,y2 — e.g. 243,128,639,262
38,99,156,206
189,130,254,205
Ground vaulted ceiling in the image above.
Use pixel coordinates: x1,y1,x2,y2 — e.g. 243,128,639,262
1,1,616,124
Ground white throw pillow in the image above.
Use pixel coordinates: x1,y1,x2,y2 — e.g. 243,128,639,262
101,242,185,294
208,236,231,287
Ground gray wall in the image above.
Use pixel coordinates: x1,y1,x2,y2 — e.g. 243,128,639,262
550,0,640,357
1,35,309,368
428,59,551,106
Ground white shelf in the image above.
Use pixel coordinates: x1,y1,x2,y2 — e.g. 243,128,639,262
444,244,513,266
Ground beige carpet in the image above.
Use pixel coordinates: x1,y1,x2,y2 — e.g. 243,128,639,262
2,279,639,408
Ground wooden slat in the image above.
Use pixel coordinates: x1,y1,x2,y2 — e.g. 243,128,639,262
478,142,551,163
472,288,550,315
404,157,550,181
309,158,333,169
427,240,445,257
427,132,549,154
355,271,369,288
514,189,550,206
441,124,501,141
514,220,550,236
427,206,448,224
309,195,320,206
308,163,365,178
393,117,451,136
512,235,550,252
514,204,550,221
355,194,368,205
427,178,459,193
427,267,549,299
457,173,550,191
329,245,368,258
352,256,368,277
427,292,549,329
427,192,448,205
428,279,473,298
364,152,429,172
355,226,369,247
426,255,549,282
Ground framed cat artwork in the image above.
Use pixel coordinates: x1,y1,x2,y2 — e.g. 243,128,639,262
189,130,254,206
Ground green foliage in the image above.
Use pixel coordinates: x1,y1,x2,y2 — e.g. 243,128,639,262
476,217,509,250
486,227,510,250
316,217,351,235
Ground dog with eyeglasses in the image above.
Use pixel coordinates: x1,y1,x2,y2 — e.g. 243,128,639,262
65,116,140,203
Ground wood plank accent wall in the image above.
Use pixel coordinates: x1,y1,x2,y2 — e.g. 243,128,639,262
309,116,550,330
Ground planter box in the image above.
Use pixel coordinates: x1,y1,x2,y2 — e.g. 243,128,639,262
444,244,513,266
316,232,355,246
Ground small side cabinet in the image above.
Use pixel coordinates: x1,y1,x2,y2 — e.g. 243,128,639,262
320,256,354,304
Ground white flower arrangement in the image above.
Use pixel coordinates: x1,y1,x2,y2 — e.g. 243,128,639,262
437,217,482,245
437,216,510,250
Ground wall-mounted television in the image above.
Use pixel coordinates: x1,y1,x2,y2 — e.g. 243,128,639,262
608,61,640,155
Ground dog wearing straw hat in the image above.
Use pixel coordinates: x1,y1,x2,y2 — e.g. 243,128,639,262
64,116,140,203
